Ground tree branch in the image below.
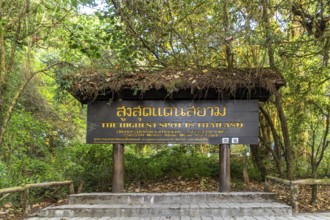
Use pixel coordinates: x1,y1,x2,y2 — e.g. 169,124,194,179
0,62,69,147
110,0,167,67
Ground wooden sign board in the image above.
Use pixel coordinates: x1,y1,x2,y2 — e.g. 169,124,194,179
87,100,259,144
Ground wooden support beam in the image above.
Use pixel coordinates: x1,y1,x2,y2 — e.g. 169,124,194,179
112,143,124,193
219,144,231,192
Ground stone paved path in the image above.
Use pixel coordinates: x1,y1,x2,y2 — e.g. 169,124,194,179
26,212,330,220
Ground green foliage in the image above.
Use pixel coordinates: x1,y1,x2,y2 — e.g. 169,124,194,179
56,144,265,192
57,145,221,191
231,156,260,182
0,161,9,188
60,143,113,192
125,145,219,184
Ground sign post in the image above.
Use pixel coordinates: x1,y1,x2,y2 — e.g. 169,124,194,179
112,143,124,193
87,100,259,192
219,144,231,192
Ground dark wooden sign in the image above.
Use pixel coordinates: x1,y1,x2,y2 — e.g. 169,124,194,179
87,100,259,144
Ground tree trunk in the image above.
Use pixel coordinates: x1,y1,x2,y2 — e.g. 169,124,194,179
310,169,318,206
243,156,250,185
223,0,233,69
261,0,293,180
275,92,293,180
261,0,275,68
0,11,6,130
307,37,330,197
311,185,318,206
259,108,284,177
250,144,267,181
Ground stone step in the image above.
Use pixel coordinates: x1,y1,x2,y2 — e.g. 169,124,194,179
68,192,276,205
38,202,292,218
25,213,330,220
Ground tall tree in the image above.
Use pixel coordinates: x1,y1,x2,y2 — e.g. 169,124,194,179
0,0,82,147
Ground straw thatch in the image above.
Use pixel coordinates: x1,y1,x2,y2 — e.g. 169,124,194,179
62,67,285,102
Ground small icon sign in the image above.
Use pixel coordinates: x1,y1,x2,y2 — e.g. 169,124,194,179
232,138,239,144
222,138,229,144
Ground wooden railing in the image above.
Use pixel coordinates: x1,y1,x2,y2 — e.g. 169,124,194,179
0,180,74,216
265,176,330,213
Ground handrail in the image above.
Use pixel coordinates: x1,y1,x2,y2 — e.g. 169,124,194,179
265,175,330,213
291,178,330,185
265,175,291,186
0,180,74,216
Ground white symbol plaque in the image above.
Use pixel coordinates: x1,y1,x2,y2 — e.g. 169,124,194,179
232,138,239,144
222,138,229,144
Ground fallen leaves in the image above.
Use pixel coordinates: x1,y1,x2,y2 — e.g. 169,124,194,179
0,204,21,220
127,176,218,193
0,198,68,220
267,183,330,213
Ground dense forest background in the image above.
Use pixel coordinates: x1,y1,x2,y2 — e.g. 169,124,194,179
0,0,329,195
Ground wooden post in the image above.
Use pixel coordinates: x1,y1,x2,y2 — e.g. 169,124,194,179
219,144,231,192
69,182,75,194
21,188,30,216
264,177,270,192
112,143,124,193
290,184,299,213
243,156,249,184
311,185,318,206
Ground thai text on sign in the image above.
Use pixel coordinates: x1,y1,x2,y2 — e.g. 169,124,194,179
87,100,258,144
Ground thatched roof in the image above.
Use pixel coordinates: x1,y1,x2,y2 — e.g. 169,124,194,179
63,67,285,102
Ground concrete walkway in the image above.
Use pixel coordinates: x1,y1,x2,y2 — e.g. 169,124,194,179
26,212,330,220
